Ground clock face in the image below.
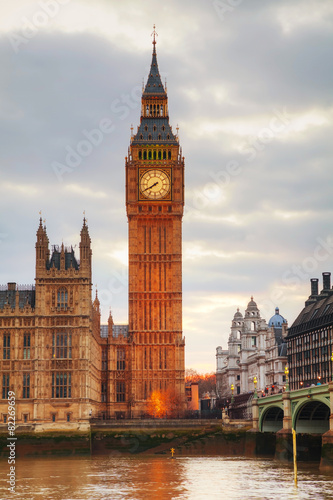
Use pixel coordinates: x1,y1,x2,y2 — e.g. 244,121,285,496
140,169,171,200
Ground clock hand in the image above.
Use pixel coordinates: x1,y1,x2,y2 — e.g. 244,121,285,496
142,181,158,193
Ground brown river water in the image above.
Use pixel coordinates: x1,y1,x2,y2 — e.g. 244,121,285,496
1,455,333,500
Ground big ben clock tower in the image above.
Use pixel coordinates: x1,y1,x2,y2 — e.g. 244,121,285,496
126,28,185,413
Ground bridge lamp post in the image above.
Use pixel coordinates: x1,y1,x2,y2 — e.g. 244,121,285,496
285,365,289,392
253,376,258,398
231,384,234,403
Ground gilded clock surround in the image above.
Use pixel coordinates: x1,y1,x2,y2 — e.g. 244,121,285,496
139,168,172,200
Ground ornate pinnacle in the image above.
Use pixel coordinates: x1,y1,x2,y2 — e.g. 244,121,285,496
151,24,158,48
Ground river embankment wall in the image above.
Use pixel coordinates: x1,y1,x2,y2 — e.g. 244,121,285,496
0,420,268,458
0,420,326,466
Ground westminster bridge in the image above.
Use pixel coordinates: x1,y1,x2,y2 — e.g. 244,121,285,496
253,382,333,434
248,381,333,467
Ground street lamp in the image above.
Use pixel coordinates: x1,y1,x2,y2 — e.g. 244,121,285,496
231,384,234,403
284,365,289,391
253,376,258,398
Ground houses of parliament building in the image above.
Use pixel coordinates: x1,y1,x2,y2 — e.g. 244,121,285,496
0,33,185,428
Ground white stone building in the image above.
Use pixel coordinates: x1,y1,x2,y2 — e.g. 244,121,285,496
216,298,288,399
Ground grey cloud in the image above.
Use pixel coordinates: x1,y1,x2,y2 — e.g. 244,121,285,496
1,0,332,371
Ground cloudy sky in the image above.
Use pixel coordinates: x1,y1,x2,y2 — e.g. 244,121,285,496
1,0,333,372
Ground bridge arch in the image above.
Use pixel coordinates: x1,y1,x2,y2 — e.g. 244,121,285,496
260,404,284,432
293,397,330,434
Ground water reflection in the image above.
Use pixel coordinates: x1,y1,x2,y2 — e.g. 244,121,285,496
1,456,333,500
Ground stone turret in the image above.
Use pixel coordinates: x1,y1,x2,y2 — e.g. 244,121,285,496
35,217,49,275
79,218,92,278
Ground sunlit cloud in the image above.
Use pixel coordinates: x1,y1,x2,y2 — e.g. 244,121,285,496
65,184,107,198
184,211,243,224
107,248,128,267
1,182,39,197
1,0,200,54
276,2,333,34
273,210,312,220
184,244,259,262
1,0,332,373
290,109,331,133
93,239,128,265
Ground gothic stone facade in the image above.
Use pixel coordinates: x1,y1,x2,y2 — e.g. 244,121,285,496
0,37,185,426
0,220,104,428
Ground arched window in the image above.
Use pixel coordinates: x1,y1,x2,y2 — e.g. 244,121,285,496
168,151,171,160
158,150,162,159
153,150,157,160
163,150,166,159
148,134,152,140
143,151,147,160
144,125,148,132
160,106,163,116
57,288,68,310
158,134,161,140
148,150,152,159
138,151,142,160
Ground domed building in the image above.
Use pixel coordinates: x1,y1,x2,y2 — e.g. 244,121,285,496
269,307,287,328
268,307,288,351
216,299,288,405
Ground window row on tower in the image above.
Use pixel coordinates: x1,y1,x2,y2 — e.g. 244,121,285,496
136,332,174,344
138,149,172,160
144,103,164,117
138,205,173,214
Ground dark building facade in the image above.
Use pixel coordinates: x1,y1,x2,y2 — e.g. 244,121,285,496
287,272,333,390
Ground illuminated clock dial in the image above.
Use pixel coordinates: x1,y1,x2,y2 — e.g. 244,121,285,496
140,169,170,199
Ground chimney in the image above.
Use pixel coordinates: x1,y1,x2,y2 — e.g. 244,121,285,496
305,278,320,306
8,282,16,291
310,278,319,296
323,272,331,291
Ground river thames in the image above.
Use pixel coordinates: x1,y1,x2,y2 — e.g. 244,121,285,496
1,456,333,500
